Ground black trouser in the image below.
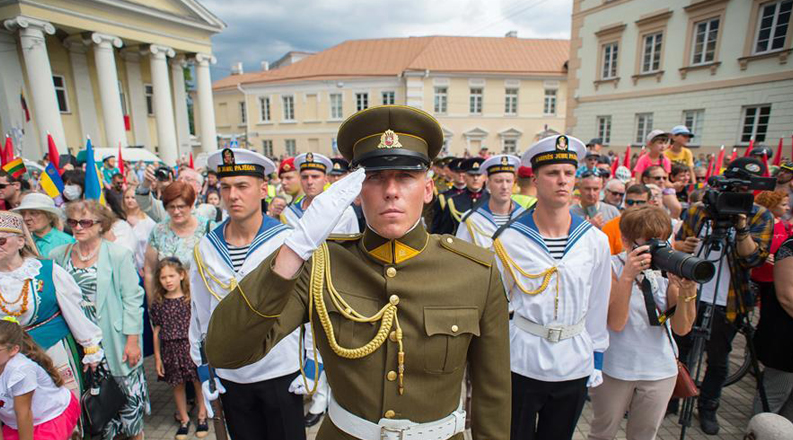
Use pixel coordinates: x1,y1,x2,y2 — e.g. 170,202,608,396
219,371,306,440
511,373,588,440
676,305,738,405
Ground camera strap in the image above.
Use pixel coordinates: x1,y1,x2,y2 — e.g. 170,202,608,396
639,276,676,326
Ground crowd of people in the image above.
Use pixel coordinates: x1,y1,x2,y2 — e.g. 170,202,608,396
0,106,790,440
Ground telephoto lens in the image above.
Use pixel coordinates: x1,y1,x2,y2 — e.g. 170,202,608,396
647,239,716,284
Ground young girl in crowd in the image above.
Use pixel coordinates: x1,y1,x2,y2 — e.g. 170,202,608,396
0,317,80,440
151,258,208,439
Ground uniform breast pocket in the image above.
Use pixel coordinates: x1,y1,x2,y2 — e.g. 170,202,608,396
423,306,480,374
325,292,381,350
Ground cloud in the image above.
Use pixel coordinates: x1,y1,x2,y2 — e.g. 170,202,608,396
201,0,573,79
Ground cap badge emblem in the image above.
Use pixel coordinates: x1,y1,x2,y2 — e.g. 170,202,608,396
333,162,341,170
473,162,480,169
501,156,509,166
746,163,761,173
556,135,569,151
222,148,235,165
378,130,402,149
306,152,314,162
283,164,291,171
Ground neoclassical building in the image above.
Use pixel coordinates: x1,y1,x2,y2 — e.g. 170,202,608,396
213,35,569,158
0,0,225,164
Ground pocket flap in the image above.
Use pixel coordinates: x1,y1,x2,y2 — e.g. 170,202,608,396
423,306,480,337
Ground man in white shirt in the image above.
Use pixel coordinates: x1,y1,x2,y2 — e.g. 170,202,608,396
570,172,620,229
493,135,611,440
190,148,303,440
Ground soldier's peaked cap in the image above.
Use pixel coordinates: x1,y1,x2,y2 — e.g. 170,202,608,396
337,105,444,171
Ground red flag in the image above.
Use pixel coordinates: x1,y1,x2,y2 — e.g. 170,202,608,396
47,133,60,172
761,152,770,177
774,137,783,166
729,148,738,164
189,152,194,169
623,145,632,176
2,136,11,167
611,155,620,176
744,138,754,157
118,142,126,184
714,146,725,175
704,155,715,180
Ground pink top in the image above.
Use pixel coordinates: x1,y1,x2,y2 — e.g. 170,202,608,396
633,153,671,177
752,220,791,283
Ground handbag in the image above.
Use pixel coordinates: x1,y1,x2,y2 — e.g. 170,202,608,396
663,322,699,399
81,362,127,436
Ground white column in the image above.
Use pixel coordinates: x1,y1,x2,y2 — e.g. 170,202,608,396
91,32,126,148
64,36,101,141
121,50,151,149
170,55,191,157
0,30,34,157
194,53,217,153
147,44,177,165
3,16,63,159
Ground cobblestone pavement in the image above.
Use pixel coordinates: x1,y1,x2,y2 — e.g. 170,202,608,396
142,352,758,440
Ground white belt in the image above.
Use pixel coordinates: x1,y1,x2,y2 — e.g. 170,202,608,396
513,314,585,343
328,394,466,440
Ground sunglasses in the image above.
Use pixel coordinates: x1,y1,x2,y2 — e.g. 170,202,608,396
66,218,100,229
607,190,625,197
649,175,668,181
625,199,647,207
0,236,19,246
580,170,607,179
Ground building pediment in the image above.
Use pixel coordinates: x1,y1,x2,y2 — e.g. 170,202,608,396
498,128,523,138
442,127,454,138
463,127,489,138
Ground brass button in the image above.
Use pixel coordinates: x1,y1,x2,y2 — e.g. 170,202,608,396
386,267,397,278
389,331,397,342
445,237,453,244
387,371,397,381
389,295,399,305
451,324,459,333
384,410,396,419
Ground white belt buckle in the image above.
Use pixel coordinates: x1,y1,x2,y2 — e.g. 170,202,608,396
380,426,405,440
547,327,562,343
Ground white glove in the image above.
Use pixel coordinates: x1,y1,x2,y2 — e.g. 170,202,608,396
201,378,226,419
587,369,603,388
284,168,365,260
288,375,314,395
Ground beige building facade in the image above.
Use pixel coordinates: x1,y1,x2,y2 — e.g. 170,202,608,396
212,36,569,159
0,0,224,164
567,0,793,155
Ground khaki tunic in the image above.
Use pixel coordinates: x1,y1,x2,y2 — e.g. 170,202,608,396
206,224,510,440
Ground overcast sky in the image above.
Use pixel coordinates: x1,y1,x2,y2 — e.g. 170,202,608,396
201,0,573,80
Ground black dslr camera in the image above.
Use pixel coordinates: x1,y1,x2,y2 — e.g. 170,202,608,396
643,239,715,284
155,166,174,182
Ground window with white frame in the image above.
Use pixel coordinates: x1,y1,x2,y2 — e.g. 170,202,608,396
381,91,395,105
597,116,611,145
502,138,518,154
505,88,518,115
740,105,771,144
282,95,294,121
262,140,273,157
602,42,619,79
682,110,705,144
469,88,483,114
635,113,654,144
754,0,792,54
239,101,246,124
260,97,271,122
330,93,343,119
641,32,663,73
144,85,154,116
285,139,296,156
434,87,448,114
692,18,719,65
356,93,368,111
543,89,557,115
52,75,69,113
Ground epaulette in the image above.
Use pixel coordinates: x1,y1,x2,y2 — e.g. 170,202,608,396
437,235,492,268
328,233,363,241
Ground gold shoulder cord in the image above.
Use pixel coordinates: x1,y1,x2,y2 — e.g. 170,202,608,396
193,245,280,319
307,243,406,394
448,199,463,223
464,219,481,247
493,238,561,319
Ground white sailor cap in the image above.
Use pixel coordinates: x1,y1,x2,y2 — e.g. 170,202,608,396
295,152,332,174
207,148,275,178
521,135,586,170
481,154,520,176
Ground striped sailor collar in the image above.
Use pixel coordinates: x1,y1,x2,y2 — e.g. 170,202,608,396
206,215,290,271
476,200,523,227
287,200,306,219
361,221,429,265
508,208,592,257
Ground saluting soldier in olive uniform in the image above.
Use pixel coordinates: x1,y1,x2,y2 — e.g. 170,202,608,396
206,105,510,440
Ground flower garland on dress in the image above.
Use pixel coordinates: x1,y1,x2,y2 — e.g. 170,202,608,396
0,280,30,317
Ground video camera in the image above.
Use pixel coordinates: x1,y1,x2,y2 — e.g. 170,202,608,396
644,238,715,284
703,173,776,218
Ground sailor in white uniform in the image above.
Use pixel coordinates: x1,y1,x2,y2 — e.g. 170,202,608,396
278,151,359,426
189,148,304,440
456,154,525,249
493,135,611,440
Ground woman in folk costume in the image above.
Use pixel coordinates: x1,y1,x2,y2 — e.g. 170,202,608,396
0,211,104,398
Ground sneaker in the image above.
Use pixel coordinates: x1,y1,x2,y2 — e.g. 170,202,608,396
175,421,190,440
196,418,209,438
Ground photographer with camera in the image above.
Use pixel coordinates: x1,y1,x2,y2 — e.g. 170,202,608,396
673,157,775,435
136,164,216,223
589,205,697,440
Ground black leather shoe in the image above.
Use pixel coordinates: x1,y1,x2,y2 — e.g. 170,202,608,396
698,401,720,435
305,412,323,428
